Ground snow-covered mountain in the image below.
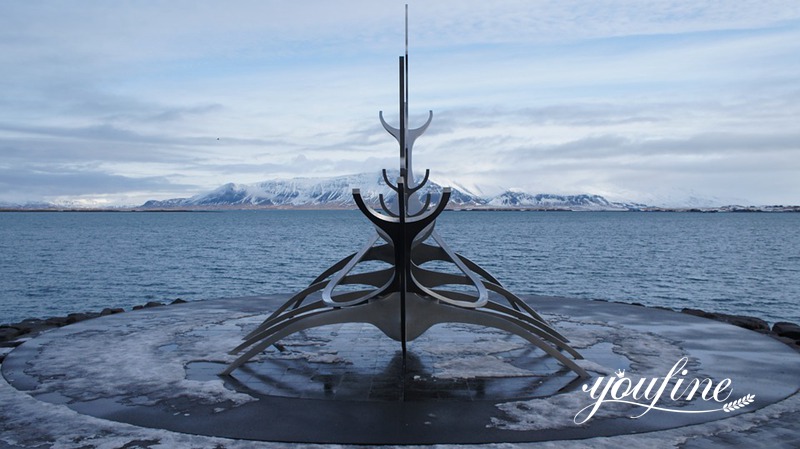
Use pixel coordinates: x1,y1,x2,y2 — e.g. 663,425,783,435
629,190,754,209
485,191,635,210
140,173,644,211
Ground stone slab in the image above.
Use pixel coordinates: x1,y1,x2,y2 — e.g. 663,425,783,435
2,295,800,445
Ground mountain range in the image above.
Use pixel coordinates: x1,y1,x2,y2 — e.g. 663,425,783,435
140,173,647,211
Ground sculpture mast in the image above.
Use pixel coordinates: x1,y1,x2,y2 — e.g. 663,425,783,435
402,4,409,183
380,5,433,217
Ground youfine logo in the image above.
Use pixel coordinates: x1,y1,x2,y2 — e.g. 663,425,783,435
574,357,755,424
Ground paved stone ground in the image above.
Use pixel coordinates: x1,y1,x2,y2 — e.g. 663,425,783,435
2,296,800,448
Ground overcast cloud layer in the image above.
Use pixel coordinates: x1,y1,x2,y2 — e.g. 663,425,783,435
1,1,799,207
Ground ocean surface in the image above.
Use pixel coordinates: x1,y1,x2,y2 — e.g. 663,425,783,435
1,210,798,326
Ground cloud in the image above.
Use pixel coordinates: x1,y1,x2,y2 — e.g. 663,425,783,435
0,166,195,203
0,2,799,206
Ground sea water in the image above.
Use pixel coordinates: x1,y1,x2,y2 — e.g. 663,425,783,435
0,210,798,326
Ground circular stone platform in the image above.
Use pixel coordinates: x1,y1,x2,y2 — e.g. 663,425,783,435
3,295,800,445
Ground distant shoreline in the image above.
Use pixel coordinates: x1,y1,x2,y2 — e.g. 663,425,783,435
0,208,202,213
2,206,799,213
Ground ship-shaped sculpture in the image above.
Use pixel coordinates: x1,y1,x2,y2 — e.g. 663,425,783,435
222,8,588,379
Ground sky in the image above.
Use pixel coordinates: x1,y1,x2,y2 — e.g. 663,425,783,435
1,1,799,207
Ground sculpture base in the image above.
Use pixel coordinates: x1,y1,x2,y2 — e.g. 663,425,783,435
3,295,800,445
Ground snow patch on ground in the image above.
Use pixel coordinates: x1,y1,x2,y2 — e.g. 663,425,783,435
20,309,257,408
434,355,535,379
574,359,614,376
269,349,351,364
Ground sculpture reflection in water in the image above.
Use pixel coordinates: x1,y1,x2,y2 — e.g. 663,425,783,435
222,13,588,379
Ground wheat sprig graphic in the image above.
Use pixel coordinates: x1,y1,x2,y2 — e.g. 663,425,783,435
723,394,755,412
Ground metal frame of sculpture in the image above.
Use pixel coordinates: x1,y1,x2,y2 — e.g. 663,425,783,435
222,8,588,379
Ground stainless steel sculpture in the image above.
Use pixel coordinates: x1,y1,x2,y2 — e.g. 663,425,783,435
222,8,588,378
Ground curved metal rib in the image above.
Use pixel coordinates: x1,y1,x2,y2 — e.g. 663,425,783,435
379,109,432,151
363,243,394,264
379,194,399,217
421,305,588,378
323,233,394,307
426,228,488,307
407,168,430,193
407,187,450,225
482,281,549,325
311,253,357,285
226,292,588,379
341,268,395,288
480,301,572,350
411,222,436,248
410,271,485,309
224,306,372,376
379,110,400,141
406,110,433,149
453,251,502,285
237,300,329,352
353,189,400,231
245,280,329,340
381,169,399,192
406,267,549,331
407,193,431,218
